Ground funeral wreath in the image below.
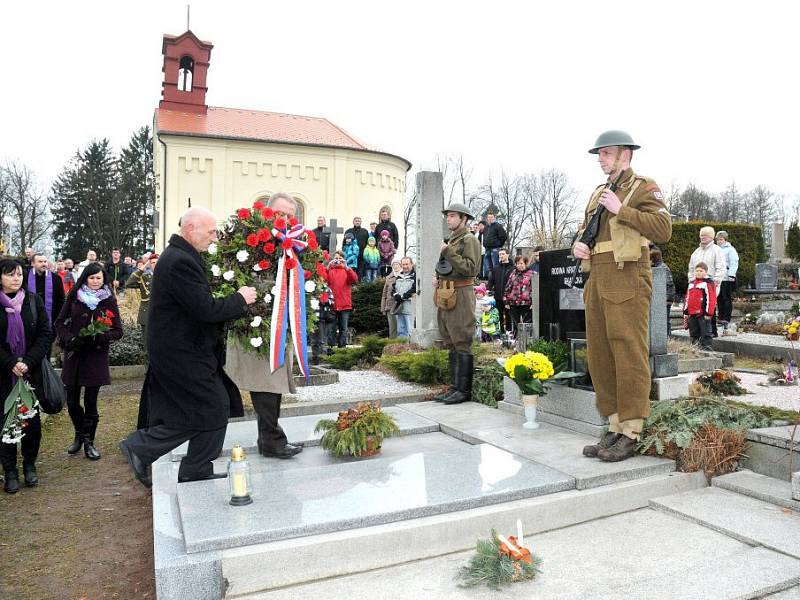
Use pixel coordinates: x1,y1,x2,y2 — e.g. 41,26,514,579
314,402,400,457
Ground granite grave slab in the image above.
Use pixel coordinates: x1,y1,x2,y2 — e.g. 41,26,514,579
176,440,574,553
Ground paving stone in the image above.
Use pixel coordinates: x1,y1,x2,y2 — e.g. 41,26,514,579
651,486,800,559
400,400,522,432
713,470,800,511
171,406,438,460
177,438,574,553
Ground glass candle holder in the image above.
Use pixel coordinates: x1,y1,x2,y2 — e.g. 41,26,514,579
228,444,253,506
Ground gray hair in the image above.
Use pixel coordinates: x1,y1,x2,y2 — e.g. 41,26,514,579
716,230,728,240
268,192,297,211
180,206,216,229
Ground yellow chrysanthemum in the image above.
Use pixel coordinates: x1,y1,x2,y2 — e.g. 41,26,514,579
504,351,555,381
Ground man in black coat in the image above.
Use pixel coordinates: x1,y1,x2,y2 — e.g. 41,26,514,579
486,247,515,333
119,206,257,487
105,248,130,296
482,211,508,278
26,253,65,327
345,217,370,278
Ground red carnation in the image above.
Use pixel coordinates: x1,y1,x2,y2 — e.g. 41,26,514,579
308,238,319,250
258,228,272,242
261,207,275,219
320,292,329,303
306,229,316,239
237,208,251,219
323,250,330,260
253,200,265,210
289,217,299,227
105,310,114,318
19,406,28,414
281,239,293,250
304,270,312,279
285,257,297,270
246,233,259,247
264,242,276,254
258,259,270,270
273,217,286,229
315,263,326,277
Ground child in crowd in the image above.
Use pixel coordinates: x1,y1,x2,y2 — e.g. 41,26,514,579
363,237,381,282
474,284,487,339
683,261,717,350
378,230,396,277
343,233,360,270
480,297,501,342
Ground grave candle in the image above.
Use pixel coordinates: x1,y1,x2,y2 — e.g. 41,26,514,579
228,444,253,506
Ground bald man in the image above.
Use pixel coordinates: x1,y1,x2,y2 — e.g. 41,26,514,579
119,207,258,487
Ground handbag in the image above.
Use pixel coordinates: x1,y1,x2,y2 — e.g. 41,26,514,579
28,295,65,414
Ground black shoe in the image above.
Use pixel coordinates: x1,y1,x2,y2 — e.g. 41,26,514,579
178,472,227,483
118,441,152,489
260,443,303,459
22,462,38,487
67,433,83,455
3,469,19,494
443,352,473,405
84,439,101,461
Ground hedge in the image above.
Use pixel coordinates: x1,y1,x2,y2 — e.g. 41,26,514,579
349,279,389,336
661,221,766,294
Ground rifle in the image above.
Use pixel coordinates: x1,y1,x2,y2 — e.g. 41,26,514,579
568,169,627,288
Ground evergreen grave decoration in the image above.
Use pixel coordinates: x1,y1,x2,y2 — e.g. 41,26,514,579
314,402,400,457
458,521,542,589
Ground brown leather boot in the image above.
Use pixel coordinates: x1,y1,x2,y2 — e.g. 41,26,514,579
597,435,638,462
582,432,621,458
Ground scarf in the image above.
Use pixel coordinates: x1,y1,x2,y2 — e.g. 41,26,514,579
0,290,26,359
27,269,53,323
77,285,112,311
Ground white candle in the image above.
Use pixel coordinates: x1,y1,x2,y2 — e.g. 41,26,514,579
517,519,524,547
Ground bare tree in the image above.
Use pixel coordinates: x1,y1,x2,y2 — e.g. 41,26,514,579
742,185,780,231
670,183,715,221
0,160,51,254
402,169,419,258
475,171,529,251
715,182,743,223
522,169,580,249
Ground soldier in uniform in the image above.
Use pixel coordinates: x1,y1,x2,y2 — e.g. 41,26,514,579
574,131,672,462
432,203,481,405
125,253,158,351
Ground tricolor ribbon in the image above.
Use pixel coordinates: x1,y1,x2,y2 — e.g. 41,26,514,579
269,223,311,382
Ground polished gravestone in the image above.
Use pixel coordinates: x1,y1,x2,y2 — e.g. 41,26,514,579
176,434,573,553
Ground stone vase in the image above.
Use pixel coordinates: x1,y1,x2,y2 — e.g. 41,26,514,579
521,394,540,430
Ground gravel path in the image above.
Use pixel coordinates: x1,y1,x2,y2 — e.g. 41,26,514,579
685,370,800,412
286,370,430,403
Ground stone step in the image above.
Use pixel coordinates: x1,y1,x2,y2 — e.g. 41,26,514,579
743,426,800,482
219,473,705,596
238,507,800,600
176,437,575,553
765,586,800,599
713,470,800,511
404,401,675,490
171,405,438,460
650,486,800,559
278,389,434,417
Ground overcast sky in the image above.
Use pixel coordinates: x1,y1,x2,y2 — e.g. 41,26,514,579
2,0,798,208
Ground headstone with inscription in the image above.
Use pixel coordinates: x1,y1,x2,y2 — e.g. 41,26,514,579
537,249,586,342
755,263,778,291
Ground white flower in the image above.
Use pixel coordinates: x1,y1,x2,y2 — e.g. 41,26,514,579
271,286,279,296
250,336,263,348
210,264,221,277
207,243,218,255
236,250,249,263
250,315,262,327
304,280,316,293
310,298,320,311
264,293,272,305
223,270,235,281
252,263,262,272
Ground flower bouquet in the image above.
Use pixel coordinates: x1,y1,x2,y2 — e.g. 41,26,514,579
205,200,326,379
459,521,542,589
79,309,114,337
314,402,399,457
692,369,747,396
2,379,38,444
784,316,800,341
499,351,579,429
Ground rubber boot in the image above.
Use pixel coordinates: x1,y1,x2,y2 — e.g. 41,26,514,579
443,353,473,405
433,350,457,402
22,460,38,487
83,417,101,461
67,430,83,454
1,445,19,493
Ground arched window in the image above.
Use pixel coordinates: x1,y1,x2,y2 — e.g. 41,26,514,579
177,55,194,92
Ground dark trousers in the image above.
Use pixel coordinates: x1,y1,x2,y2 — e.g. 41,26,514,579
508,305,532,336
122,425,226,481
718,281,734,323
334,310,351,347
250,392,288,451
688,315,713,350
0,414,41,469
66,385,100,431
497,303,511,333
311,320,329,362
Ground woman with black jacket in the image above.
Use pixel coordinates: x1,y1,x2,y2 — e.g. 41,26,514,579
55,263,123,460
0,258,53,493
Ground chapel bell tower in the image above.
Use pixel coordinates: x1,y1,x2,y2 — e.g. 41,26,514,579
159,31,213,113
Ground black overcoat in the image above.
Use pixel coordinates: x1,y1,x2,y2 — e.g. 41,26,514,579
0,292,53,402
141,234,248,431
55,292,123,387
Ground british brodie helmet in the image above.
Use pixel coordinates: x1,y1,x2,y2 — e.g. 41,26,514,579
441,202,475,220
588,130,640,154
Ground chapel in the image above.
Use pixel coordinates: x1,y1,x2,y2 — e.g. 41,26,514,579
152,30,410,249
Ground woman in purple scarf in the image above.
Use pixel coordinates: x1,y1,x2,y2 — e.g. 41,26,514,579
55,263,123,460
0,258,54,493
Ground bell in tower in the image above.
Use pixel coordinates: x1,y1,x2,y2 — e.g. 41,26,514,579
159,31,213,113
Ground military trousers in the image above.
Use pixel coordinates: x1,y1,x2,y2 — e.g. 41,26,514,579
584,254,652,425
437,285,476,354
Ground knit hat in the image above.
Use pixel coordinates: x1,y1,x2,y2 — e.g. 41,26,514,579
367,237,376,246
380,230,390,238
474,284,487,296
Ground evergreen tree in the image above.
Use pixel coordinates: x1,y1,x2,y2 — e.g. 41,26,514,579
787,221,800,261
118,126,155,256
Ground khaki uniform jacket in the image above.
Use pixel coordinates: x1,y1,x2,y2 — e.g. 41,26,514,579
439,226,481,281
125,269,153,326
